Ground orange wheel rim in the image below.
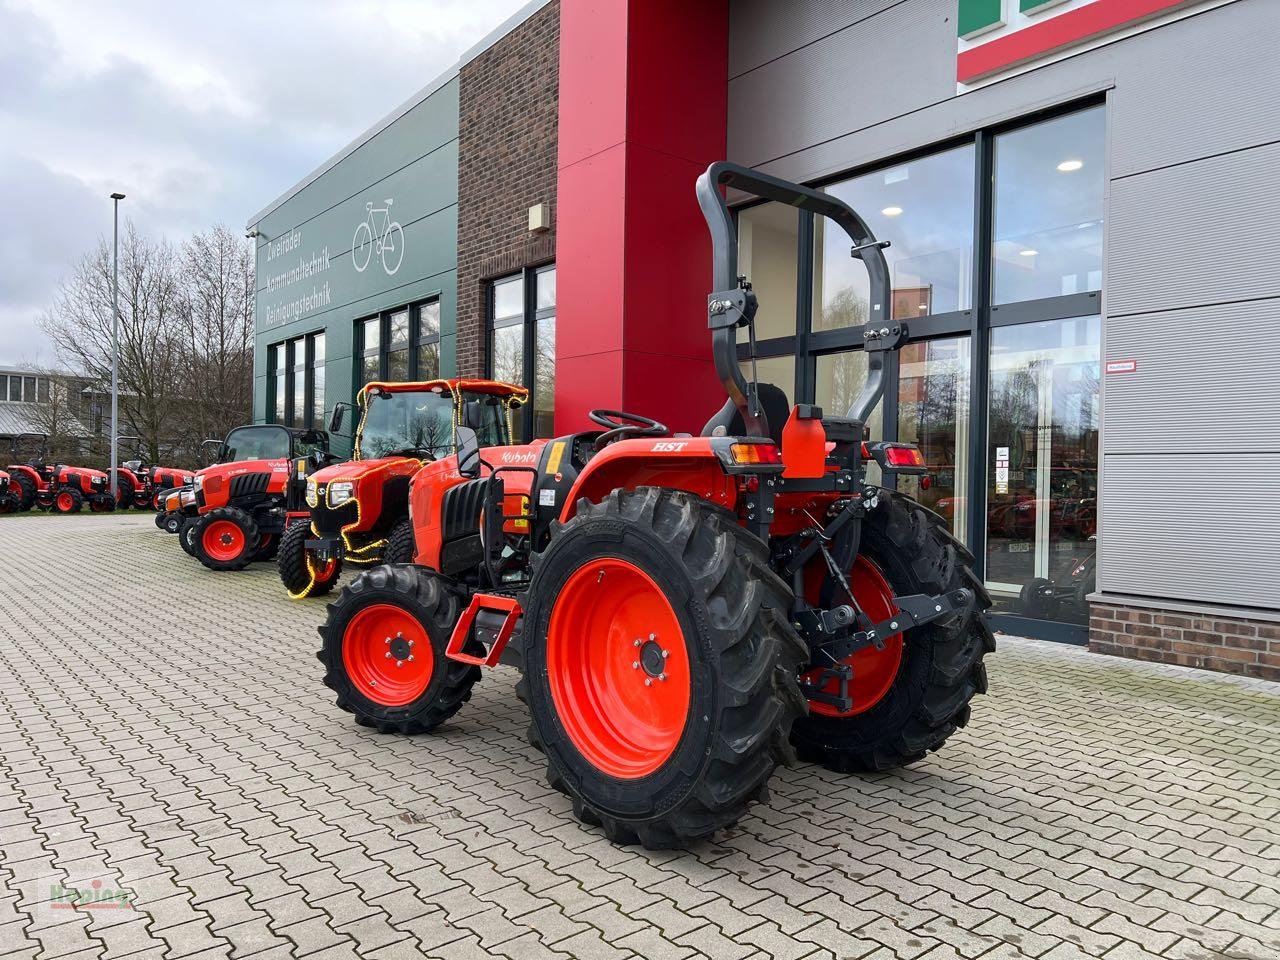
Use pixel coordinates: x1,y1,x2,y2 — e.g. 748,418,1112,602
546,558,690,779
802,555,903,717
56,492,73,511
342,604,433,705
203,520,246,562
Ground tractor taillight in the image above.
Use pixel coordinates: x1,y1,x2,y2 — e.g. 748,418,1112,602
884,446,924,468
729,442,781,465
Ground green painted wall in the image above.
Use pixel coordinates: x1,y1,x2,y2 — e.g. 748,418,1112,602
250,75,460,449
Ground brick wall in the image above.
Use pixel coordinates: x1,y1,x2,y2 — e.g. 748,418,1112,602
1090,600,1280,681
456,0,559,378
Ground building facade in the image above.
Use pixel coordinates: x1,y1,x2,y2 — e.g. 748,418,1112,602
249,0,1280,678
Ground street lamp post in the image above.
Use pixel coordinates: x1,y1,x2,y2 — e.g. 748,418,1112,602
109,192,125,502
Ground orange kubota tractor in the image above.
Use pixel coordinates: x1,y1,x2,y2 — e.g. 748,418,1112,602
182,424,332,570
112,436,194,510
317,163,994,848
5,433,116,513
278,378,527,599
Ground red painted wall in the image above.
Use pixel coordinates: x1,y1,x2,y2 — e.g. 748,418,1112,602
555,0,729,435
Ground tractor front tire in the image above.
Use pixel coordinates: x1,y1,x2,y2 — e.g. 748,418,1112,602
179,519,198,557
54,487,84,514
318,564,481,733
518,487,807,849
279,520,342,598
115,476,134,510
193,506,260,571
789,490,995,773
11,473,35,511
383,519,416,565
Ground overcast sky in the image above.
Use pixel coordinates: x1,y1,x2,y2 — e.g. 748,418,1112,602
0,0,529,368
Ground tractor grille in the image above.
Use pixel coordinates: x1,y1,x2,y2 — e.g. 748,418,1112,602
229,472,271,500
441,480,487,542
312,500,358,536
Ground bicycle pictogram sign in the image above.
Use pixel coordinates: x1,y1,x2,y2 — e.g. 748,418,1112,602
352,198,405,276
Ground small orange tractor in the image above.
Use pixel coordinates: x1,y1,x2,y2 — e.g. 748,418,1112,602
278,378,526,599
112,436,194,510
316,163,994,848
176,424,332,570
5,433,116,513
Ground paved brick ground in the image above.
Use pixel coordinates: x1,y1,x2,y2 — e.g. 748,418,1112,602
1,513,1278,960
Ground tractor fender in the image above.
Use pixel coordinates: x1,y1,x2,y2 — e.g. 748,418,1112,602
556,437,737,523
5,463,44,491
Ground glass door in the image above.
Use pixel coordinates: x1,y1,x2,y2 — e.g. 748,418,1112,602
897,336,970,542
985,315,1099,624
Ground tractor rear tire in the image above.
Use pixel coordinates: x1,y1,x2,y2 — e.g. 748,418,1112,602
384,519,415,565
11,473,35,511
54,487,84,514
517,487,807,849
179,519,198,556
115,475,134,509
789,490,995,774
318,564,481,733
279,520,342,598
193,506,260,571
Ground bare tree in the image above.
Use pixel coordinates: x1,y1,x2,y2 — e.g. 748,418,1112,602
40,221,185,464
176,225,255,451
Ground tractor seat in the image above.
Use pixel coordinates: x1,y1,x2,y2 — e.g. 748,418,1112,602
702,381,791,448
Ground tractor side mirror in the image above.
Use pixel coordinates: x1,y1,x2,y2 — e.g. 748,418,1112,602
455,426,481,480
199,438,221,466
328,403,349,434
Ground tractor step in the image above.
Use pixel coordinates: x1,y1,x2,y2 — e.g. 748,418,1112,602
447,593,522,667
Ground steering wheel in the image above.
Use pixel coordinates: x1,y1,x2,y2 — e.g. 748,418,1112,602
588,409,670,451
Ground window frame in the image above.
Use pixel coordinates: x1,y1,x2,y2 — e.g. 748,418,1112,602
269,331,326,428
355,296,444,390
486,263,555,442
733,98,1106,585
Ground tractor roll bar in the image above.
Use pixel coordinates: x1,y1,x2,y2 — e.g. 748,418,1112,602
696,161,895,435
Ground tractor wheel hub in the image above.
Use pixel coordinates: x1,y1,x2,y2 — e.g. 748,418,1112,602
389,636,412,660
639,640,667,678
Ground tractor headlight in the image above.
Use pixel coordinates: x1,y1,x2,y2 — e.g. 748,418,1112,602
328,481,355,506
92,476,106,487
306,477,320,508
194,474,204,491
179,490,195,506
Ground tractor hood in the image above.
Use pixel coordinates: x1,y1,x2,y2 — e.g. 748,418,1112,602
308,455,420,486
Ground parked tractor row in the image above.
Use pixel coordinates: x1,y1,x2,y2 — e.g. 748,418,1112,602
144,163,994,850
0,433,195,515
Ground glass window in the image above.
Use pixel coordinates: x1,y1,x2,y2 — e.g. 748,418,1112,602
387,348,410,383
361,354,380,388
737,203,799,342
739,355,796,401
389,309,410,345
536,269,556,311
0,375,7,401
993,106,1105,303
362,317,381,352
8,377,18,401
360,316,381,386
311,333,326,427
23,376,36,401
985,315,1100,624
38,378,50,403
493,277,523,321
272,343,286,423
290,337,306,427
415,301,441,380
491,324,523,387
897,337,971,540
815,144,975,329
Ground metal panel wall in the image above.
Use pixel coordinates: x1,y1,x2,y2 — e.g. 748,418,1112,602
250,77,461,427
728,0,1280,612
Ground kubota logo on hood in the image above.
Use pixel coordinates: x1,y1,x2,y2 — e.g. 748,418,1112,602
957,0,1214,86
